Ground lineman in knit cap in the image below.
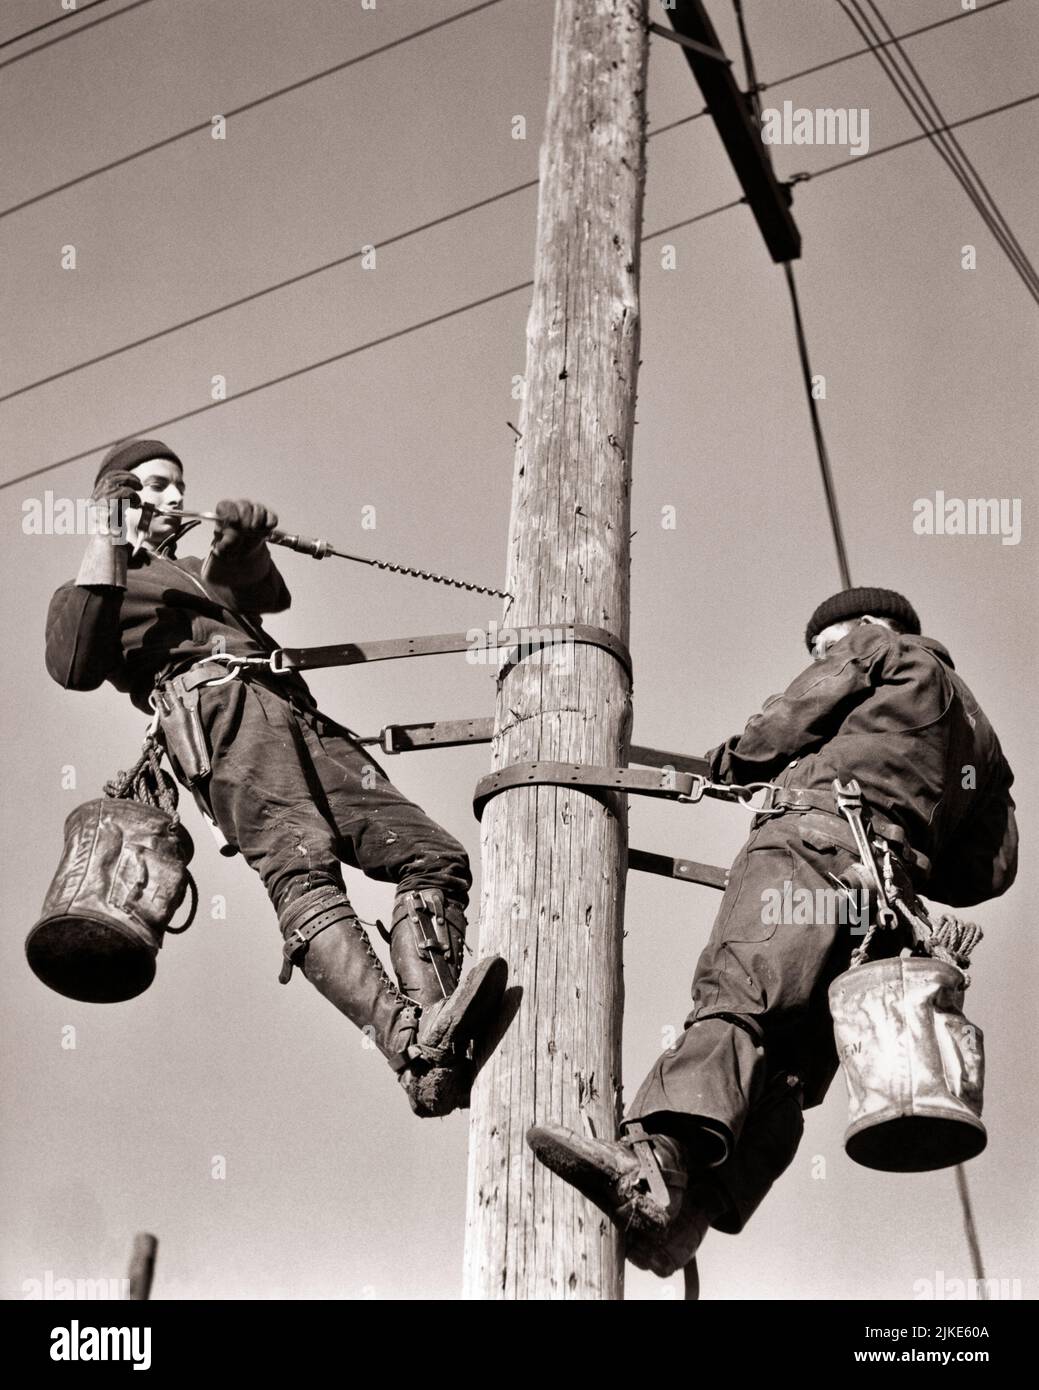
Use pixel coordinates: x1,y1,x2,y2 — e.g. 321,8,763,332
529,587,1017,1280
45,440,507,1117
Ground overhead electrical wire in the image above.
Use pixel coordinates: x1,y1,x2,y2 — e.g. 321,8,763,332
5,89,1035,409
738,0,993,1283
782,261,852,589
790,91,1038,179
2,282,534,491
0,177,541,405
863,0,1036,295
0,0,1007,223
736,0,851,588
1,204,744,491
0,0,120,51
0,0,160,70
0,0,509,220
756,0,1010,97
2,88,1035,493
837,0,1039,305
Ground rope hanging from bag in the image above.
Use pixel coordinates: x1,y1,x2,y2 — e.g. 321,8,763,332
102,735,198,934
103,736,181,825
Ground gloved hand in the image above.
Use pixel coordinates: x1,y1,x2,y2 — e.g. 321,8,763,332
210,499,278,560
76,471,141,588
90,469,142,536
92,469,143,505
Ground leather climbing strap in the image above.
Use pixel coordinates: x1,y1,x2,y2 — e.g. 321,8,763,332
473,761,731,820
365,718,716,786
268,623,633,680
627,850,728,891
472,763,754,891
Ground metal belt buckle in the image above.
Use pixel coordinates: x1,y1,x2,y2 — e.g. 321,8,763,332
679,774,708,804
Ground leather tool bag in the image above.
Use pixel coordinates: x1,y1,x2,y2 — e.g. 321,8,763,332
28,741,197,1004
829,954,985,1172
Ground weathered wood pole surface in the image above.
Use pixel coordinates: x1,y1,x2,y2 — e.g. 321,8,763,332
463,0,648,1301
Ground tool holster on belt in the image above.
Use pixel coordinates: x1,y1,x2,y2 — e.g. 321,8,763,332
150,663,227,785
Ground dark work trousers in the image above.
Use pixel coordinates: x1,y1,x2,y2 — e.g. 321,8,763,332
190,675,472,918
626,808,866,1233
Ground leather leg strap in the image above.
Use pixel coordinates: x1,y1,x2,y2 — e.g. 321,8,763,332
279,890,356,984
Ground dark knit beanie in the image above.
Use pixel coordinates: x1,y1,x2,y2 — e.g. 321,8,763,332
94,438,183,486
805,587,921,651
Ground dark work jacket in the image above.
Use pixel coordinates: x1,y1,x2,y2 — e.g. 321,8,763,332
705,622,1017,909
44,540,314,715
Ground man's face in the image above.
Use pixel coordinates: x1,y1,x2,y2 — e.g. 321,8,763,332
126,459,185,547
811,620,855,661
811,614,897,661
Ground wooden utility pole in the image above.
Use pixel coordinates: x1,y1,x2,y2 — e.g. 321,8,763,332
464,0,648,1300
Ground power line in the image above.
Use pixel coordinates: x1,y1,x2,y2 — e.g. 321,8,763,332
0,0,120,51
842,0,1039,304
0,0,160,71
868,1,1038,299
839,0,1038,300
825,2,1002,1272
783,262,852,588
2,0,1003,224
640,198,746,244
647,0,1011,139
0,0,508,221
765,0,994,1286
0,202,744,492
3,88,1034,492
648,107,710,139
733,1,850,589
791,91,1039,181
0,177,541,405
7,86,1032,407
0,102,730,405
1,281,535,491
757,0,1011,96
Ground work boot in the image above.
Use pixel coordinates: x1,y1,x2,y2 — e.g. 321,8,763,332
389,889,508,1117
278,884,420,1068
389,888,467,1007
526,1122,711,1279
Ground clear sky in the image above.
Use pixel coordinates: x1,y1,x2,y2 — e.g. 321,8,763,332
1,0,1036,1300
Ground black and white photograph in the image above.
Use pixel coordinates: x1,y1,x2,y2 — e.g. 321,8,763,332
1,0,1035,1352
